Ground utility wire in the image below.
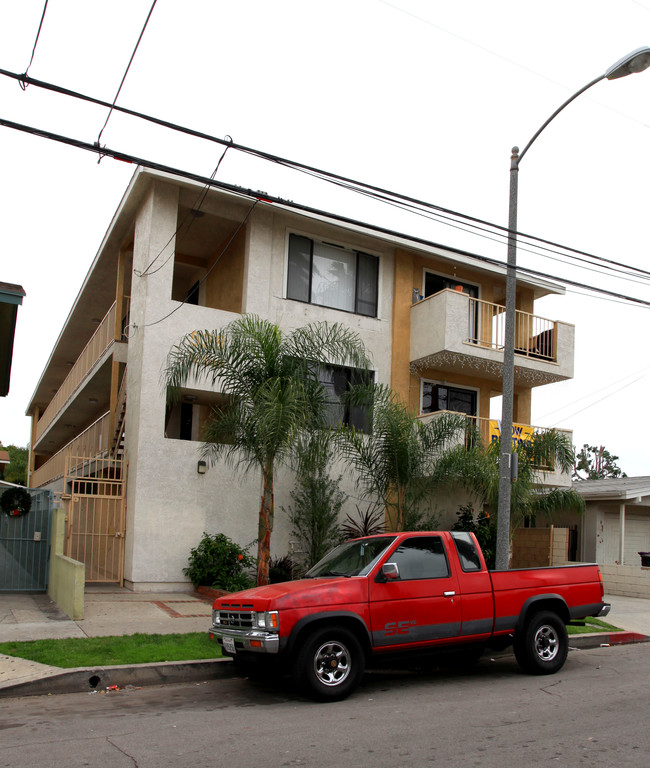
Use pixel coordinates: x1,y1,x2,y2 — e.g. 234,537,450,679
138,140,233,277
19,0,49,89
5,67,649,283
1,113,649,311
96,0,157,146
139,199,258,329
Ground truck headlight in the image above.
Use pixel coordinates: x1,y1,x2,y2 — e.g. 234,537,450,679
256,611,279,631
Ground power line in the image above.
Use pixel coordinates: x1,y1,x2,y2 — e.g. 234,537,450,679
1,112,649,311
139,199,258,329
96,0,157,145
19,0,49,88
4,67,650,284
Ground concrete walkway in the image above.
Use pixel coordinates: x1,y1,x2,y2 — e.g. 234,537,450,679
0,589,648,697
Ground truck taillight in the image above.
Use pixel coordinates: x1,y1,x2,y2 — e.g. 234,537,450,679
598,569,604,599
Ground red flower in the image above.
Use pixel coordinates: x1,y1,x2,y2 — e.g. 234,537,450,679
237,554,243,560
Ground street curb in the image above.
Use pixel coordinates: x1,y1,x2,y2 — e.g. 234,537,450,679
1,632,647,699
0,657,236,699
568,630,649,650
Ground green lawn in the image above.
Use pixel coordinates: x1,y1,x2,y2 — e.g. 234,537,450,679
0,632,222,668
566,617,622,635
0,618,623,669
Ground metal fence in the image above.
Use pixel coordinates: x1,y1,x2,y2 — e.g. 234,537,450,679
0,489,52,591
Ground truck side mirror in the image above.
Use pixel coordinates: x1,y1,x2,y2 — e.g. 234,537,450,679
380,562,400,581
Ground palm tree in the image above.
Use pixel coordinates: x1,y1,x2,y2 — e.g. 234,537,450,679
434,428,585,535
163,314,370,586
336,385,470,531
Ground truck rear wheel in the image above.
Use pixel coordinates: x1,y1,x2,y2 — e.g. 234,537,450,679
292,626,364,702
514,611,568,675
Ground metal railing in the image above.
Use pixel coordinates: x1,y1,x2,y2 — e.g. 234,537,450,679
31,413,111,488
467,296,557,362
35,303,118,443
417,410,571,472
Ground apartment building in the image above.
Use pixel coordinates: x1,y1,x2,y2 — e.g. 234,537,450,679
26,167,574,590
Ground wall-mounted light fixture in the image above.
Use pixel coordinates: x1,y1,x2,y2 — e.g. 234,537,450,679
197,460,207,475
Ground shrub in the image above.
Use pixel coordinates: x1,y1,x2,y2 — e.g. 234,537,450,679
269,554,295,583
184,532,255,591
451,502,497,569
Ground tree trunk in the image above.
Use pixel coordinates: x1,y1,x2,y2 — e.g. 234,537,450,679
256,461,274,586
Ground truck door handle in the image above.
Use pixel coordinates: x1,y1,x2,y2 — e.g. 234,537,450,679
444,591,456,597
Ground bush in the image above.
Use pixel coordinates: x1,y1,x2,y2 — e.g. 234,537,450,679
451,502,497,569
184,532,255,591
269,554,295,583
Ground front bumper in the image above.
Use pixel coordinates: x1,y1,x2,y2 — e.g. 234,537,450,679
210,625,280,655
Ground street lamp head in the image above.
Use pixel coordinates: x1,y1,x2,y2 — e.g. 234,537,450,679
605,46,650,80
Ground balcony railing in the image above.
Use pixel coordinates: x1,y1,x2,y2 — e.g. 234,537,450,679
417,410,572,485
31,412,111,488
35,302,120,443
468,296,556,361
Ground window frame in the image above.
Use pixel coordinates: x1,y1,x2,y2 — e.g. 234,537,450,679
286,233,379,318
420,379,479,417
384,535,451,581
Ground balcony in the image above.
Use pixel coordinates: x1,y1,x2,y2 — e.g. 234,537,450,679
410,290,574,387
418,410,573,488
33,302,128,453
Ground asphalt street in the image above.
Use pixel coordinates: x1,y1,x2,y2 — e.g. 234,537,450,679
1,642,649,768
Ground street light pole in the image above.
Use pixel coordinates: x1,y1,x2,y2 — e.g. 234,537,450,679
494,46,650,571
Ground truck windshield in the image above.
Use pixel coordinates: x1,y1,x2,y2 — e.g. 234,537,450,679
305,536,397,578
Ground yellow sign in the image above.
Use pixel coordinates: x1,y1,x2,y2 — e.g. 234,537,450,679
489,420,535,448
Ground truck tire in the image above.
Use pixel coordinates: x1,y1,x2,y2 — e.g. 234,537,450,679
292,626,365,702
514,611,568,675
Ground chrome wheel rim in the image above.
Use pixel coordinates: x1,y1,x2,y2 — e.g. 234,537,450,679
313,640,351,687
534,624,559,662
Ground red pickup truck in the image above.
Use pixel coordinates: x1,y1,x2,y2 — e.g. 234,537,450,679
209,531,610,701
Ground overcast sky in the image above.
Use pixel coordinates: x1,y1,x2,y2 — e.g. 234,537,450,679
1,0,649,476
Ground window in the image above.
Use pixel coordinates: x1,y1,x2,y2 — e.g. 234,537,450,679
319,365,374,432
386,536,450,580
287,234,379,317
421,383,477,417
451,532,482,572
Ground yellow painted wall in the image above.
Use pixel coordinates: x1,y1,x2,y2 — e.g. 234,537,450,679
204,226,246,313
392,247,539,423
48,508,85,621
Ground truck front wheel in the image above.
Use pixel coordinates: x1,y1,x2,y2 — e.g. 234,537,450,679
514,611,568,675
293,626,365,702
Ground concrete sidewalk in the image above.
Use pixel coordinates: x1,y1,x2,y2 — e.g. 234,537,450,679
0,589,648,698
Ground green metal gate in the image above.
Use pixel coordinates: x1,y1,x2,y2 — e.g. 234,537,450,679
0,489,52,591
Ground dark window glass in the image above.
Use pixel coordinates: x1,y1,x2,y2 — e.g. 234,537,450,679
287,235,311,303
452,532,482,572
319,365,374,433
186,281,200,306
356,251,379,317
388,536,450,580
422,383,476,416
287,234,378,318
179,402,193,441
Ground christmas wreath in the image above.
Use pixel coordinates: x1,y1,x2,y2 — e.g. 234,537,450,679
1,487,32,518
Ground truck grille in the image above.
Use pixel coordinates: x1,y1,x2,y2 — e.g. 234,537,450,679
216,610,255,629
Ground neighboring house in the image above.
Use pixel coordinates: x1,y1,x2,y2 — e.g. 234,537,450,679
0,449,9,480
0,282,25,397
26,167,575,591
570,476,650,566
